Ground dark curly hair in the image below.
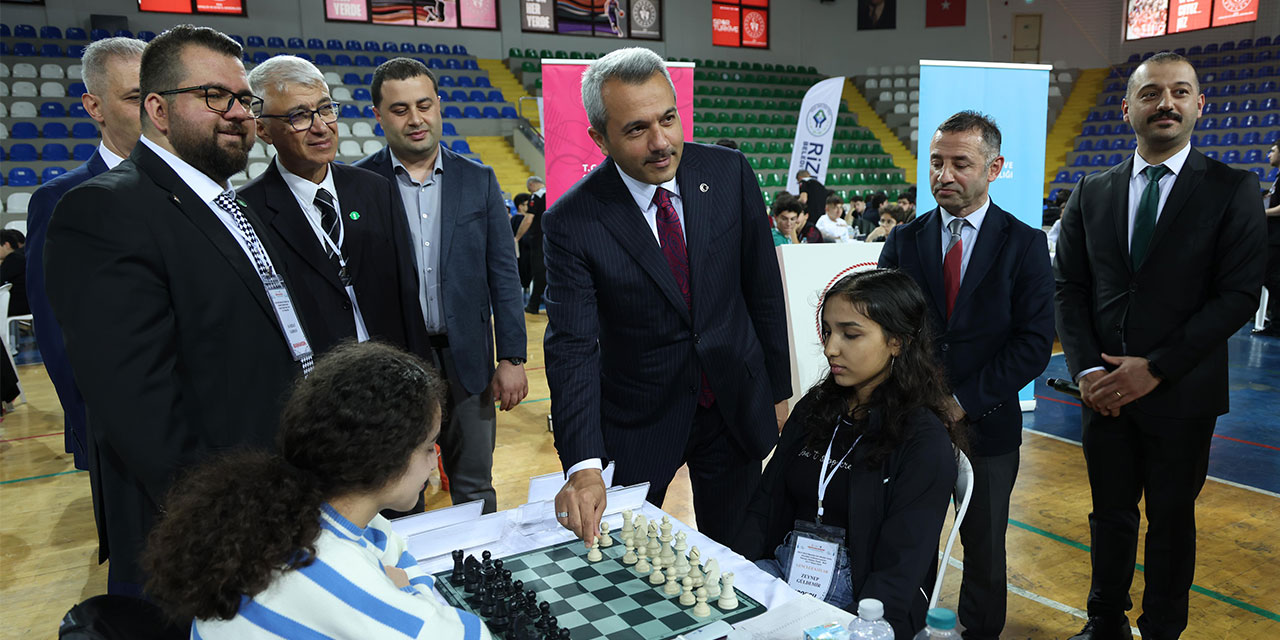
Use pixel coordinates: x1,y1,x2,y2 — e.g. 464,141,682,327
804,269,968,466
143,341,447,622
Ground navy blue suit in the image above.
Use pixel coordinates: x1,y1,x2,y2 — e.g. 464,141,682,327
542,142,791,544
26,151,108,470
879,201,1054,639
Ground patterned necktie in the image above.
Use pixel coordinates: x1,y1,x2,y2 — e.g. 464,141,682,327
1131,164,1169,270
213,190,314,376
314,188,342,260
652,188,713,408
943,217,965,319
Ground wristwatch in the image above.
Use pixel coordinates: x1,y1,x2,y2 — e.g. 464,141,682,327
501,357,526,366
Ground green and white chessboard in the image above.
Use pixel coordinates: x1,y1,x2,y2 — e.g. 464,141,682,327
433,533,766,640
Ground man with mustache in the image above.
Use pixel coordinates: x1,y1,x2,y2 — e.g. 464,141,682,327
357,58,527,515
1055,52,1265,640
44,25,313,595
878,110,1055,640
545,48,791,549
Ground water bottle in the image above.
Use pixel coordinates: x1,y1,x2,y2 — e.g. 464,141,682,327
847,598,894,639
912,608,961,639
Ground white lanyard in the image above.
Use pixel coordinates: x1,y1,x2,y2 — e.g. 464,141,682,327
817,423,862,523
302,199,348,271
300,192,370,342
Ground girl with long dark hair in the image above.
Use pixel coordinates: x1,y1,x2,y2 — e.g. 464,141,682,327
733,269,965,638
143,342,491,640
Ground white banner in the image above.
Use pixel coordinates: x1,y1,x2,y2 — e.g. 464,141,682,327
786,76,846,194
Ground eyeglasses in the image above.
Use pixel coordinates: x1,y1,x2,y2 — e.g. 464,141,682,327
257,102,342,131
156,85,264,116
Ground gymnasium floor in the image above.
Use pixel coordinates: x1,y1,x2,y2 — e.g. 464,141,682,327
1,317,1276,639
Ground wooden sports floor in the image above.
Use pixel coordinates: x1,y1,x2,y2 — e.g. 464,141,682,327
2,315,1277,639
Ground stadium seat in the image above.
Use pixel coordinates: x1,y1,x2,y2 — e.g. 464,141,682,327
9,100,35,117
334,54,352,66
438,75,456,87
352,88,371,101
443,105,462,119
39,81,65,97
41,44,64,57
72,143,95,161
12,63,37,79
1242,115,1258,128
452,45,467,55
42,122,68,139
247,35,265,48
10,122,38,138
373,123,383,136
308,38,324,50
463,106,481,118
66,27,87,40
501,106,517,118
363,40,379,52
89,28,110,41
287,37,304,48
327,39,343,50
351,121,374,137
314,54,333,65
475,76,491,88
482,106,500,118
331,87,353,102
1055,170,1071,183
1222,150,1241,163
437,44,451,54
451,139,471,154
450,89,467,102
442,122,457,136
1200,133,1218,146
360,105,374,118
354,55,373,67
40,63,64,79
71,122,97,138
40,25,62,39
14,23,35,37
1244,149,1263,163
42,143,69,160
470,90,487,102
400,43,415,53
361,139,382,155
381,41,396,52
345,39,362,51
338,140,362,157
1221,132,1239,145
9,144,38,160
8,167,38,186
39,101,65,118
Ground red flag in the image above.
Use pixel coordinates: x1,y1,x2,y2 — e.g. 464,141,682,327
926,0,966,27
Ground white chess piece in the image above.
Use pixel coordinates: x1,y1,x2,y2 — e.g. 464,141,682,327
673,532,690,577
660,517,673,544
649,556,666,585
599,521,613,548
679,576,696,605
704,558,721,599
647,522,661,560
634,514,648,544
622,537,637,565
634,548,651,574
663,568,681,596
587,536,603,562
716,572,738,610
620,509,634,544
692,587,711,617
687,548,704,588
659,536,675,566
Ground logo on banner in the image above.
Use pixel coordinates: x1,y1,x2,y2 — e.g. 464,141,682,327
1222,0,1252,12
998,159,1014,179
633,0,657,28
744,11,766,39
805,103,833,137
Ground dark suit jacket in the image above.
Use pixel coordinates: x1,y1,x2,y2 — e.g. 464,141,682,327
26,151,108,469
1,249,28,315
880,202,1055,456
355,144,525,396
799,178,827,220
238,161,425,357
542,142,792,479
733,393,957,639
44,142,304,584
1054,149,1265,418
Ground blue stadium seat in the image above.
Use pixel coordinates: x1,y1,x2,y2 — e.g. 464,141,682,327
354,55,373,67
308,38,325,50
1110,139,1128,150
1238,38,1253,49
442,122,457,136
1221,101,1237,113
287,37,304,48
1106,153,1122,165
1126,53,1140,63
475,77,491,88
361,105,374,118
1239,53,1255,64
252,51,269,64
267,36,285,48
14,23,36,37
1242,115,1258,128
1240,82,1256,95
1070,171,1086,182
90,28,110,41
487,90,503,102
68,103,88,118
1202,103,1218,114
66,27,87,40
462,59,478,71
363,40,379,52
400,42,415,53
482,106,500,118
381,41,397,52
1187,45,1203,55
373,123,383,136
296,53,312,62
1259,51,1274,64
346,40,362,51
1244,149,1263,163
352,88,371,101
363,73,373,84
42,122,68,138
1090,154,1106,166
327,39,343,50
1264,113,1280,128
1221,150,1240,163
42,143,69,160
1198,117,1218,130
1257,36,1272,47
1260,81,1276,93
40,102,66,117
501,106,517,118
438,92,450,102
71,122,98,138
1242,131,1261,145
340,104,360,118
449,90,467,102
457,75,474,87
334,54,352,66
438,75,456,87
1220,85,1236,97
1221,69,1237,81
69,44,87,57
113,29,133,38
1268,167,1279,182
1201,150,1218,160
1205,43,1219,53
343,72,361,85
443,105,463,119
1055,170,1070,183
428,58,444,69
247,35,265,47
228,34,245,45
1075,140,1092,151
1,24,12,37
1221,41,1236,52
435,44,450,54
1103,95,1120,106
373,55,388,65
1251,167,1265,180
1266,131,1280,145
417,43,434,53
12,42,36,56
451,139,471,153
8,167,38,186
314,53,333,65
1081,125,1097,136
42,166,67,182
1203,86,1219,98
469,90,487,102
10,123,38,139
9,144,38,160
1241,99,1257,112
1200,133,1219,146
72,143,95,161
453,45,468,55
40,26,62,39
446,59,461,70
138,30,157,42
1221,115,1237,129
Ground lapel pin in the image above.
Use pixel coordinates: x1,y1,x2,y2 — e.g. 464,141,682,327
349,211,361,221
699,183,709,193
169,194,181,206
237,198,248,208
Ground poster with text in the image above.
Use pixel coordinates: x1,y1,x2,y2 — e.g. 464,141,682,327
327,0,369,21
195,0,245,14
711,3,741,47
1211,0,1258,27
1126,0,1169,40
417,0,458,27
742,7,768,47
1168,0,1210,33
521,0,555,31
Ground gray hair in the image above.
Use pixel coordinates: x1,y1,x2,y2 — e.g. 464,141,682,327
81,37,146,97
248,55,328,102
580,47,675,136
935,110,1002,166
526,175,544,189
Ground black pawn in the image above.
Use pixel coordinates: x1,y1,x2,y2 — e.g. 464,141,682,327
480,587,496,617
512,579,524,593
492,598,511,632
451,550,465,584
558,629,571,640
493,558,504,573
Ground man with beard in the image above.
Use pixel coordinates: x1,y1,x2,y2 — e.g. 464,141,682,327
44,25,312,596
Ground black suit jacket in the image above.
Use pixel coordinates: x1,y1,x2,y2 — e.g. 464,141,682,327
880,202,1055,456
1054,149,1265,418
44,141,304,584
733,393,957,639
542,142,792,478
356,144,526,396
238,161,425,357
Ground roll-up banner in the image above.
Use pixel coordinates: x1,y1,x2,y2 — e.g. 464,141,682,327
786,76,846,194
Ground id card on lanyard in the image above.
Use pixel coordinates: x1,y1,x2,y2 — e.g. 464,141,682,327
785,423,861,600
263,274,314,363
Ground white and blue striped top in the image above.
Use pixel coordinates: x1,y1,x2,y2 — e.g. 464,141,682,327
192,504,490,640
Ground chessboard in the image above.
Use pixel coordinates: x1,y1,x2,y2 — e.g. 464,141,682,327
433,532,766,639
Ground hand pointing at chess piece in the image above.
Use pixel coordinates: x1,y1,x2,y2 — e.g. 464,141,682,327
554,468,606,547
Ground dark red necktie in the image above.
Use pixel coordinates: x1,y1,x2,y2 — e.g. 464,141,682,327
653,188,714,408
943,218,965,319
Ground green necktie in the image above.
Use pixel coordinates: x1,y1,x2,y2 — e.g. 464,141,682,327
1131,164,1169,270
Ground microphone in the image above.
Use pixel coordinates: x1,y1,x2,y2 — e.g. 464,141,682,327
1046,377,1081,399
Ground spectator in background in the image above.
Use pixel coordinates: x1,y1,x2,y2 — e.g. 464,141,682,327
897,191,915,217
816,191,852,242
795,169,828,222
0,229,28,315
862,190,888,226
847,193,874,236
771,193,803,246
714,138,739,150
512,192,534,291
1258,142,1280,337
865,202,909,242
524,175,548,314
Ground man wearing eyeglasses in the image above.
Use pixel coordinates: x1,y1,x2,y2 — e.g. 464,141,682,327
44,25,311,596
239,55,424,369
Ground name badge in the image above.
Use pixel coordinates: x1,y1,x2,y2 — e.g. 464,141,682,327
785,520,846,601
265,277,314,362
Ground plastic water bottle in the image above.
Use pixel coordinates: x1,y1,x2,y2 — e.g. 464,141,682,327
913,608,961,639
847,598,894,639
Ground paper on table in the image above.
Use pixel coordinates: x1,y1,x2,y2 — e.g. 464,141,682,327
388,499,485,540
725,593,855,640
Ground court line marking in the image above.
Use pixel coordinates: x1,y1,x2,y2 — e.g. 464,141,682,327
0,469,86,486
0,430,64,443
1032,395,1279,452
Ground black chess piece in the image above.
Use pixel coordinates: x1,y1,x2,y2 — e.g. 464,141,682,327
512,579,524,594
482,550,493,572
509,612,533,640
451,550,465,584
491,598,511,633
464,566,479,594
502,569,513,586
557,628,571,639
480,586,496,617
538,601,551,621
493,558,504,572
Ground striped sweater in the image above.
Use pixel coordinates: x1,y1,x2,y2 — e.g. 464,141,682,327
193,504,490,640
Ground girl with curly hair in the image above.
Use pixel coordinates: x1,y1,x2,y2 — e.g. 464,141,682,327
143,341,490,640
732,269,965,639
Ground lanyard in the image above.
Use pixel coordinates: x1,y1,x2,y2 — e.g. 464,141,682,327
302,199,349,271
817,422,862,525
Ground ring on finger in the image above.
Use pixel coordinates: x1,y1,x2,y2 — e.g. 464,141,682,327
556,511,570,518
1115,391,1123,398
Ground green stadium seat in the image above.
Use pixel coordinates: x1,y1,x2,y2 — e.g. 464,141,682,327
569,51,583,59
694,125,706,137
731,113,745,124
785,64,797,73
509,48,521,58
724,98,737,109
693,58,703,66
555,50,569,58
540,49,553,58
840,172,854,185
739,141,756,153
782,142,794,153
706,125,720,137
728,61,739,69
766,174,784,187
745,114,759,125
734,125,748,137
761,157,776,170
751,62,763,71
743,73,757,83
694,85,708,95
710,86,723,96
522,61,537,73
524,48,537,58
747,87,761,97
853,156,868,168
763,63,775,72
749,157,761,169
762,128,776,140
826,172,840,185
748,126,762,137
757,173,767,187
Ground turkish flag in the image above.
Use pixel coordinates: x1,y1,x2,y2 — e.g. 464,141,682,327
926,0,966,27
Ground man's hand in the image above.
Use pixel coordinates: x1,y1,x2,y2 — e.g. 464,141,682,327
554,468,607,548
1085,354,1161,416
774,401,789,433
1077,370,1112,416
384,564,410,589
945,397,966,423
490,360,529,411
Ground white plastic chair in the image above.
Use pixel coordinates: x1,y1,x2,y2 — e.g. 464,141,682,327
930,448,974,609
893,65,907,75
10,101,37,118
908,77,920,88
878,91,892,103
40,63,65,79
4,220,27,234
0,103,8,118
67,64,83,80
361,139,382,155
0,81,9,97
893,90,907,102
40,81,66,97
336,122,352,138
909,103,919,114
12,81,37,97
323,71,342,85
1257,287,1271,331
878,65,892,76
338,140,362,157
331,86,353,102
246,161,268,179
6,193,33,214
893,103,908,114
0,62,8,78
865,66,878,76
893,77,907,89
864,79,878,92
351,121,374,137
0,122,7,139
13,63,38,78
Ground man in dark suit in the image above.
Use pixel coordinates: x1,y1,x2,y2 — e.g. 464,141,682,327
879,111,1054,640
357,58,527,514
1055,53,1265,640
524,175,548,314
546,48,792,548
44,25,312,595
25,36,144,471
1258,140,1280,336
240,55,422,358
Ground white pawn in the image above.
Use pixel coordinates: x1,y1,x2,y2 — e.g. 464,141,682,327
599,521,613,547
587,536,603,562
634,548,651,574
647,523,661,560
716,572,739,610
663,568,681,596
687,548,704,587
692,587,711,617
703,558,722,599
620,509,634,543
649,555,666,585
679,576,696,606
622,537,637,565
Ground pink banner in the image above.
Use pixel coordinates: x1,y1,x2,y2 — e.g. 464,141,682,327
326,0,369,21
542,60,695,206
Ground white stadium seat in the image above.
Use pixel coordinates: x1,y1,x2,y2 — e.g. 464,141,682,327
1057,72,1071,83
1049,86,1062,97
249,142,267,158
908,77,919,87
12,63,37,78
0,103,7,118
893,90,907,102
67,64,83,80
323,71,342,85
0,63,8,78
0,82,8,97
336,122,352,137
338,140,362,157
893,103,907,114
12,81,37,97
865,66,878,76
351,121,374,137
7,193,33,215
893,65,907,75
909,90,919,101
40,63,65,79
10,101,37,117
0,123,8,139
40,81,66,97
908,65,920,75
892,77,906,89
247,162,268,179
361,139,382,155
864,79,877,92
331,87,353,102
909,102,919,113
909,116,919,128
879,65,892,76
878,91,892,102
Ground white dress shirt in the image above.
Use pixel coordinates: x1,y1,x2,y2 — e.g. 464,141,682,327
939,197,991,282
97,142,125,169
815,213,851,242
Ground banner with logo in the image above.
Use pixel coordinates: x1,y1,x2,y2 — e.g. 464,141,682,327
786,76,846,194
541,60,694,206
916,59,1050,411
